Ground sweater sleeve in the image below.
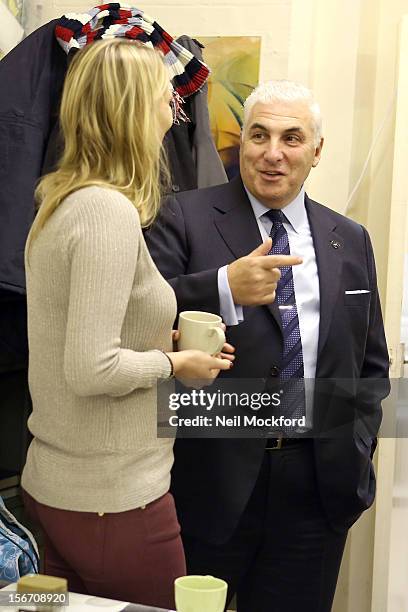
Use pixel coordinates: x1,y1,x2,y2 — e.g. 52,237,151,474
63,188,172,397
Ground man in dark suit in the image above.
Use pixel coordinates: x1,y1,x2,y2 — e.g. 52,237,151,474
146,80,390,612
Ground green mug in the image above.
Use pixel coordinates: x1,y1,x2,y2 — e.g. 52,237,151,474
174,575,228,612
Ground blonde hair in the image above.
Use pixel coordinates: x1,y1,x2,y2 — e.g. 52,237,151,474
29,39,171,247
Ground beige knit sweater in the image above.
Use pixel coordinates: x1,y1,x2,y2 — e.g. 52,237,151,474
22,186,177,513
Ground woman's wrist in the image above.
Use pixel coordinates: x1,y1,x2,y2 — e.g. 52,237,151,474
165,351,187,377
161,351,175,378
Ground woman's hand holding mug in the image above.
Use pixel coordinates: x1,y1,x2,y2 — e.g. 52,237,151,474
168,316,235,388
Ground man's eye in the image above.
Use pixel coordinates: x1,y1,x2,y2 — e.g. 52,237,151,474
252,133,266,141
286,134,300,143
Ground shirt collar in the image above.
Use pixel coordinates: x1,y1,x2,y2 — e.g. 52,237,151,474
244,185,307,234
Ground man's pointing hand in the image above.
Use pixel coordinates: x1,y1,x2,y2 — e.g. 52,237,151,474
227,238,303,306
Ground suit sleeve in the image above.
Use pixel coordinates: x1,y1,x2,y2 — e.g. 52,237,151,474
146,195,221,315
360,228,389,379
355,227,390,443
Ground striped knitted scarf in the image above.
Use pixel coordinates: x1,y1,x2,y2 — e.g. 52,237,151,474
55,3,210,102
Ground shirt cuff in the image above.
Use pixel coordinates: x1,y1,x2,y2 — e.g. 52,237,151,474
217,265,244,326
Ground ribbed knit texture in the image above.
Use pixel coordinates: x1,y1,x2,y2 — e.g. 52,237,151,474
22,186,177,513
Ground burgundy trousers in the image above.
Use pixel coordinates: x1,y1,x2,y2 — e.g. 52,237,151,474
23,490,186,610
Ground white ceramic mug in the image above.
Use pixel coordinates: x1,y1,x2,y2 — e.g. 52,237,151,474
178,311,225,355
175,575,228,612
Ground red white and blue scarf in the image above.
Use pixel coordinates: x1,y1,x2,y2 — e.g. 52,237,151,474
55,3,210,100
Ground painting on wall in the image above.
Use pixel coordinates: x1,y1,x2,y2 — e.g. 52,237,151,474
0,0,24,59
198,36,261,179
4,0,23,19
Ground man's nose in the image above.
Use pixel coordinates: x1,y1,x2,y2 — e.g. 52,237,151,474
263,141,284,163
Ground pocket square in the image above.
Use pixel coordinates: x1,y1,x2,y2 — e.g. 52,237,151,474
344,290,370,294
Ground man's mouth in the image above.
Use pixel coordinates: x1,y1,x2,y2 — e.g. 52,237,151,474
259,170,285,178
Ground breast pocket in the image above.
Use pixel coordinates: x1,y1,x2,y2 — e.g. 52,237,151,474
344,291,371,361
344,291,371,308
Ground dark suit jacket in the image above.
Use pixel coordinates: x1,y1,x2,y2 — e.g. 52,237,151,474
0,19,66,295
146,175,390,544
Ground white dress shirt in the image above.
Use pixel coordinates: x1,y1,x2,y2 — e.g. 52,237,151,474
217,186,320,380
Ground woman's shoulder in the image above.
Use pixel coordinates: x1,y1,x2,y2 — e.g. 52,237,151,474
62,185,141,226
65,185,136,210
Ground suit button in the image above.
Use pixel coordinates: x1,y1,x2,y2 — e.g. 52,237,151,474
270,366,280,377
172,184,180,192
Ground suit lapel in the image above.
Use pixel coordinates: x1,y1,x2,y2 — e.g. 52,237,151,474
306,196,343,360
213,176,282,330
212,185,343,345
213,176,262,259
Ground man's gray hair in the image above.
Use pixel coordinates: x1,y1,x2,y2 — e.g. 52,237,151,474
243,80,322,146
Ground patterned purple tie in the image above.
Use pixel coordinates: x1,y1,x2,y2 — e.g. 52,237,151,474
265,209,305,427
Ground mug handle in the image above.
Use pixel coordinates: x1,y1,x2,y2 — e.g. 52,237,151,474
207,326,226,355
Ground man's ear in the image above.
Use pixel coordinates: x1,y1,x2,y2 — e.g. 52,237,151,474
312,137,324,167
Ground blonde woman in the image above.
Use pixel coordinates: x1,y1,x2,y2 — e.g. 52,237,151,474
22,39,233,608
